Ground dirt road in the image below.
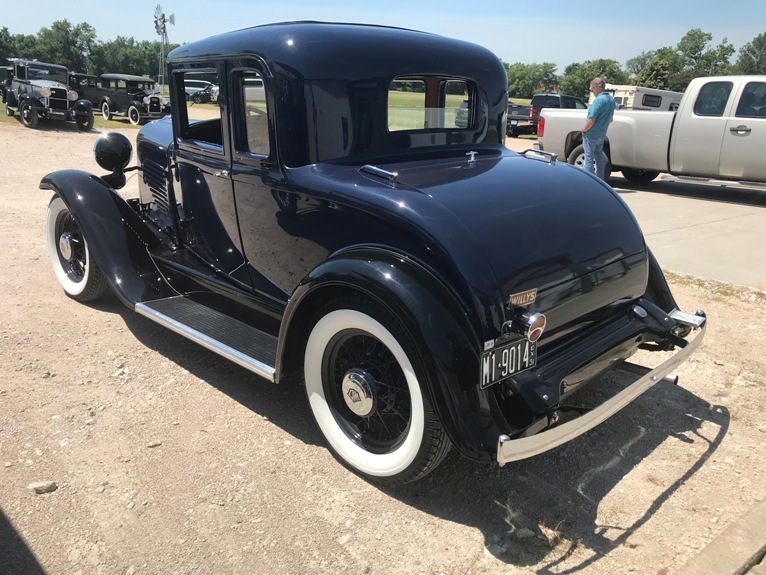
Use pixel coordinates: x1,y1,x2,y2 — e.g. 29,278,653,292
1,121,764,575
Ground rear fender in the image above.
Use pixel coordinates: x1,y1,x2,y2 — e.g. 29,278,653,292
40,169,174,307
278,247,503,462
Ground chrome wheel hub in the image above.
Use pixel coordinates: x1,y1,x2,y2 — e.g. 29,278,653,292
58,232,74,261
342,368,377,417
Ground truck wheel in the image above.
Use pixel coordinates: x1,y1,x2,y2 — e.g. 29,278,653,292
76,112,94,132
46,195,110,302
20,102,38,128
620,168,659,183
127,105,142,125
101,101,112,121
567,144,612,181
304,298,451,487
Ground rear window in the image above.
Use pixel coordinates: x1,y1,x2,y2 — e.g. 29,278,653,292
387,77,472,131
532,95,561,108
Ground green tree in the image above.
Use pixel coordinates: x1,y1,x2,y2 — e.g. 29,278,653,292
35,20,97,72
504,61,558,99
735,32,766,74
635,57,670,89
625,51,656,77
0,27,15,64
676,28,734,75
559,59,629,99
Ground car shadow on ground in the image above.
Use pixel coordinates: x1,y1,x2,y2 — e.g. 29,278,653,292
611,174,766,208
90,295,728,572
0,509,47,575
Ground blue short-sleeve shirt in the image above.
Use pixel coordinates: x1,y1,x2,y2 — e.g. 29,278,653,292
586,91,615,139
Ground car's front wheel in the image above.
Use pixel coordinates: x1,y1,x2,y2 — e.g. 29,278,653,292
567,144,612,181
101,101,112,120
304,298,451,487
46,196,109,302
127,105,141,126
20,102,38,128
76,111,94,132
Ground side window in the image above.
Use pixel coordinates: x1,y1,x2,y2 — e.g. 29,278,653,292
387,77,471,131
693,81,733,117
178,70,223,150
735,81,766,118
236,71,269,156
575,99,587,109
642,94,662,108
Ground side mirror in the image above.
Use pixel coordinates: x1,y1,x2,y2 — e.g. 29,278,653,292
93,132,133,189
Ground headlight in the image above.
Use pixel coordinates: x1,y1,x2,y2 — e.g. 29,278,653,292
67,90,78,101
40,86,52,98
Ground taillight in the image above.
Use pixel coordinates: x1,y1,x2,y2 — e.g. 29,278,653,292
537,116,545,137
529,107,536,120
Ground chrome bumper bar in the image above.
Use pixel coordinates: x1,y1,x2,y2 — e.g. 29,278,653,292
497,309,706,466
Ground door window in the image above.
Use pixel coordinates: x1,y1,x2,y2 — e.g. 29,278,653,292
693,81,733,117
735,82,766,118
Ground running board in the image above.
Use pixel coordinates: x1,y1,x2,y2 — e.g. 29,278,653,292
660,174,766,190
136,296,277,381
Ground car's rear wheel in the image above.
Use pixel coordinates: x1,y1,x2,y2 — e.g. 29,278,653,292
567,144,612,181
620,168,660,183
304,298,451,487
127,105,141,126
46,196,109,302
101,101,112,120
76,111,94,132
20,102,38,128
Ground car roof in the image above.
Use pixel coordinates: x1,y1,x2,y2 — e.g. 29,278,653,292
168,21,503,85
15,59,68,71
101,73,155,82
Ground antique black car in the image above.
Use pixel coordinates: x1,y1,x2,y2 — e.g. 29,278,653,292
98,73,170,125
68,72,101,104
41,22,706,487
5,59,93,131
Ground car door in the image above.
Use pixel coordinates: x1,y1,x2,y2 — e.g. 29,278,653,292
172,67,253,289
227,61,305,304
719,80,766,181
669,80,733,176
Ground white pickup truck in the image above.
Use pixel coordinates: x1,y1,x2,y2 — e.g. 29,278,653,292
536,75,766,184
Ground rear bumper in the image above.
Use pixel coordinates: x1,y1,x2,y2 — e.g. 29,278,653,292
497,308,706,465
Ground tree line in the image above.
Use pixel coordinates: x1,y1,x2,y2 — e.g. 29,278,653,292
506,28,765,100
0,20,180,79
1,21,765,100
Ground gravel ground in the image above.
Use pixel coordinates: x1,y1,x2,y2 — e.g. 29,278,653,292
0,120,764,575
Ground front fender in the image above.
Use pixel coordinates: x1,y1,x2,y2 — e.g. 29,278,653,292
73,99,93,115
278,247,505,462
40,169,174,307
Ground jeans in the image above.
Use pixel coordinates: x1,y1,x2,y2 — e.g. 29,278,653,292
582,134,606,180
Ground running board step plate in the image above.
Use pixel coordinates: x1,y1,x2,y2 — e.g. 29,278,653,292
136,296,277,381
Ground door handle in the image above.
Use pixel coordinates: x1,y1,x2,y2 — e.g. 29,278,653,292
214,170,230,177
730,125,751,135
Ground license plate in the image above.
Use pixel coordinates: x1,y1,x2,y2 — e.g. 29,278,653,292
480,338,536,389
511,120,518,125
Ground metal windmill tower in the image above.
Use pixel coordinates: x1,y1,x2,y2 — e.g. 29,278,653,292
154,5,174,89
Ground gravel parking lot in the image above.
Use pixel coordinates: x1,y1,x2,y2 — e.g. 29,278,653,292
1,120,765,575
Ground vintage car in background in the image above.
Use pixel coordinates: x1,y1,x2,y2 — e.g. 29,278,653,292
5,59,93,131
189,82,219,104
68,72,101,104
98,73,170,125
1,65,13,103
41,22,706,487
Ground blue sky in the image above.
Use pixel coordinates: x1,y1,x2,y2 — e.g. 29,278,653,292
3,0,764,72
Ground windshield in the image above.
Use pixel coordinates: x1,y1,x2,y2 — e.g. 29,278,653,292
28,65,67,84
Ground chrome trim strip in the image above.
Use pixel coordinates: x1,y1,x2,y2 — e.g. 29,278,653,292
135,302,276,382
497,317,706,466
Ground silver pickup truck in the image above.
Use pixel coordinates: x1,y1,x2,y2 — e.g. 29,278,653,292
536,75,766,185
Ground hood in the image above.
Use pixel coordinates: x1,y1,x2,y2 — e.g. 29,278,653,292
30,79,69,91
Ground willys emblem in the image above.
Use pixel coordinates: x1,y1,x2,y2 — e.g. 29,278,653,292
508,288,537,308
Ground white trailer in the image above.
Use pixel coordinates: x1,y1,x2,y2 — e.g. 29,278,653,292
590,84,684,111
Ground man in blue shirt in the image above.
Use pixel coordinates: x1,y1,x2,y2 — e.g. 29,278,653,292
581,77,615,180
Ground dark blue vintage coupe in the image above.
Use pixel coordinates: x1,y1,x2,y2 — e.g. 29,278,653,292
41,22,706,486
